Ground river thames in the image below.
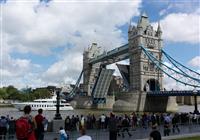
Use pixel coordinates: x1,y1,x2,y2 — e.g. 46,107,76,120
0,105,199,121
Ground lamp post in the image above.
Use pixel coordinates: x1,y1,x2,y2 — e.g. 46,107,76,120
193,88,199,114
54,90,62,120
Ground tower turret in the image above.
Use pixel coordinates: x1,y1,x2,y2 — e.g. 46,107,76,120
156,22,162,38
128,21,132,33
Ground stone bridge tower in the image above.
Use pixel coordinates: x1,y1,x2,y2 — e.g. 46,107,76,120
83,43,102,96
113,13,177,112
128,12,163,92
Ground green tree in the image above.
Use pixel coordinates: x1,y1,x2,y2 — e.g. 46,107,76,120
0,88,7,99
6,85,20,100
32,88,51,99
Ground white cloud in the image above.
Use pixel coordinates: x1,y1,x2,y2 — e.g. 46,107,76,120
42,51,83,84
160,12,200,43
1,1,141,88
188,56,200,68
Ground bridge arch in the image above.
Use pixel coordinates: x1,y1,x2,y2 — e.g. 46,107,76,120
144,79,160,91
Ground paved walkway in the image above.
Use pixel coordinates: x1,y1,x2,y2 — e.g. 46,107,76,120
44,124,200,140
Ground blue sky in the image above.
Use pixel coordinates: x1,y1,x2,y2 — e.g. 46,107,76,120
0,0,199,89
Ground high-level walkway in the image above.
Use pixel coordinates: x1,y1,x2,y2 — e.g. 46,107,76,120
44,124,200,140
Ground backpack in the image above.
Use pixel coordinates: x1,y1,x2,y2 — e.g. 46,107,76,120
15,117,33,140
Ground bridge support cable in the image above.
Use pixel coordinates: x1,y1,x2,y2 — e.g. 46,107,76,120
162,50,200,82
140,46,200,88
65,70,84,99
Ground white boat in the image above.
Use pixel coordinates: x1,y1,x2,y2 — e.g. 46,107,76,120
12,94,73,111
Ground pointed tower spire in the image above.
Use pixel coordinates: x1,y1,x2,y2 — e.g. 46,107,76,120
137,11,149,29
141,11,148,18
157,21,162,38
128,18,132,32
157,21,162,32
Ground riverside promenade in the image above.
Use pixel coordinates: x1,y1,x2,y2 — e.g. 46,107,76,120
44,124,200,140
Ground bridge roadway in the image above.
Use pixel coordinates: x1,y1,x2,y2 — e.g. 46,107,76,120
44,124,200,140
89,44,129,65
147,90,200,96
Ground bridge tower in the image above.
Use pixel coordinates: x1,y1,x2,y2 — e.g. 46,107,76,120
83,43,102,96
113,13,177,112
129,12,163,92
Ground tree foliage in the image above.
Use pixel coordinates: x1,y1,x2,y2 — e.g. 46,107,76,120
0,85,52,101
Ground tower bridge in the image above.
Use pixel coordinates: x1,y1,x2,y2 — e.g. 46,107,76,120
69,13,200,112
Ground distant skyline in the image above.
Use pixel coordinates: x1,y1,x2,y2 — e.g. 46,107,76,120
0,0,199,90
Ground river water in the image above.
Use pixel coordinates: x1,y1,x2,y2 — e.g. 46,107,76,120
0,105,198,121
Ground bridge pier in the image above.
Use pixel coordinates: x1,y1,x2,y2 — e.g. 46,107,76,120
70,95,115,110
113,92,178,112
113,92,146,112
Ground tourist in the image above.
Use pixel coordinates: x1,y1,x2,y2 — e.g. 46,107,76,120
65,116,71,131
131,112,137,130
35,108,45,140
8,117,15,139
121,114,132,138
43,117,48,132
75,115,80,131
108,113,118,140
100,114,106,129
163,114,171,136
0,116,8,140
91,114,96,129
80,115,86,129
59,127,69,140
71,115,76,130
172,113,180,133
149,124,161,140
86,114,92,129
77,127,92,140
15,105,36,140
142,113,148,129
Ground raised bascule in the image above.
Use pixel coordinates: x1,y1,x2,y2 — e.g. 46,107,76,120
68,13,200,112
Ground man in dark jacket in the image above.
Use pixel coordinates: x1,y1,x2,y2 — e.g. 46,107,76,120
108,113,118,140
0,116,8,140
172,113,180,133
121,115,132,138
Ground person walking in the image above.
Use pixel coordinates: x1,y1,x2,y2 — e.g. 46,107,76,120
35,109,45,140
100,114,106,129
172,113,180,133
121,115,132,138
163,114,171,136
15,105,36,140
108,113,118,140
65,116,71,131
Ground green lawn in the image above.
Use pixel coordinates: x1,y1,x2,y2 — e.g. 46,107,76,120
174,136,200,140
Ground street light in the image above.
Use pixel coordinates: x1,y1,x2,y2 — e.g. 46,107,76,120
193,88,199,114
54,90,62,120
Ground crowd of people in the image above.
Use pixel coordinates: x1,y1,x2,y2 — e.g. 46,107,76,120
63,112,199,131
0,106,48,140
0,106,200,140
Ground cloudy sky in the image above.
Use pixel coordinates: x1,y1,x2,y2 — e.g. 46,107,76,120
0,0,199,90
